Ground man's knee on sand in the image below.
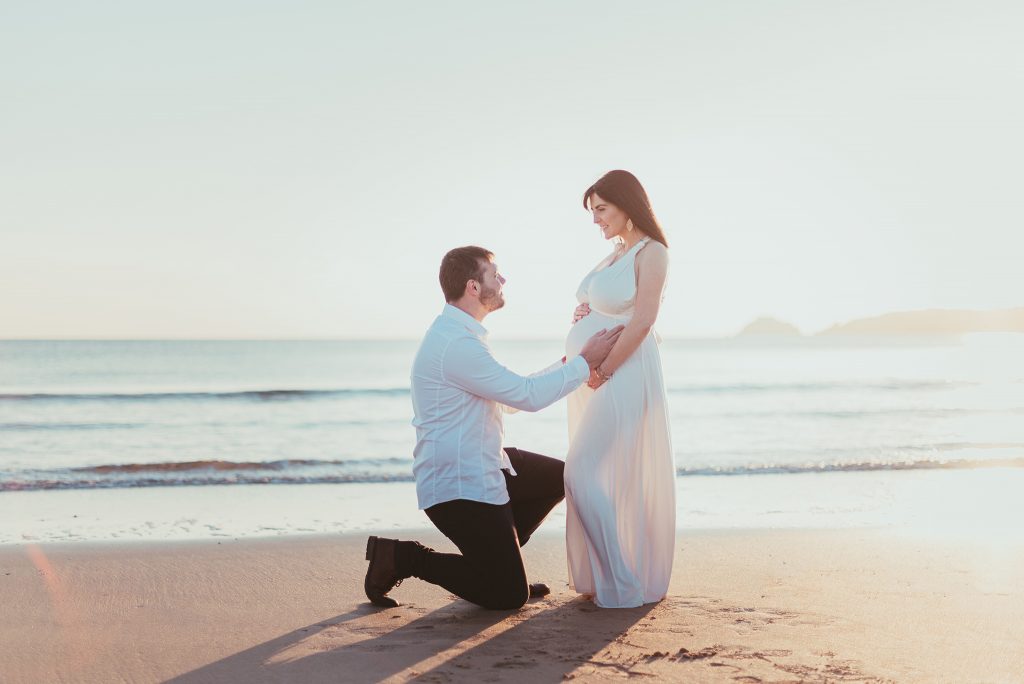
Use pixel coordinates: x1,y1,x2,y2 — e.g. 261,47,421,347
480,578,529,610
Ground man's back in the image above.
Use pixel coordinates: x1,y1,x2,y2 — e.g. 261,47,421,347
411,305,509,510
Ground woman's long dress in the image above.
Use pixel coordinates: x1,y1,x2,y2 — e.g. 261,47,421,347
563,237,676,608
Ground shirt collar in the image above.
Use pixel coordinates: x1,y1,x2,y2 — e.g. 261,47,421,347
442,303,488,338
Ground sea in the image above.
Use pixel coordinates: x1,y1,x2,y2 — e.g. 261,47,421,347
3,336,1024,544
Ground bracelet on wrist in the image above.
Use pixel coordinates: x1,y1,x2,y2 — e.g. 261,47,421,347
595,366,612,382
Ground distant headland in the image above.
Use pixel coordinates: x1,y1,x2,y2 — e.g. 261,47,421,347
736,307,1024,337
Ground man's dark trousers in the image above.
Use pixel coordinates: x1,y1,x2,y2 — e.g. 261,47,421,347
417,447,565,610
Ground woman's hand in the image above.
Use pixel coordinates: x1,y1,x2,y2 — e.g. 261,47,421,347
587,367,609,390
572,303,591,324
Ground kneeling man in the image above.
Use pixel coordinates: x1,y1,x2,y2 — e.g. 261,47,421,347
364,246,622,609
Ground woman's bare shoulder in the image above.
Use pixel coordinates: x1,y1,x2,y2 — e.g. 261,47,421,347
637,239,668,264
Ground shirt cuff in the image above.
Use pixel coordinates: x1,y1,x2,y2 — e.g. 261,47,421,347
568,355,590,382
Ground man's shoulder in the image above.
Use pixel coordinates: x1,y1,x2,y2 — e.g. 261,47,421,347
416,317,481,360
424,315,472,342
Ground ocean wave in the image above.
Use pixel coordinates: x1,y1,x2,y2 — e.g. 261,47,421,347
4,454,1024,492
0,422,145,431
667,380,972,395
678,407,1024,420
679,442,1024,461
1,473,418,492
0,379,973,403
0,418,413,432
0,388,410,402
2,457,414,491
70,458,410,474
677,456,1024,477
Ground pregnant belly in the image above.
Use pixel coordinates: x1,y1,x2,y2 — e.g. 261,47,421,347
565,310,629,359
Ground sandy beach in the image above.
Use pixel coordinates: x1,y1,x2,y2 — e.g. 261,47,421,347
3,527,1022,683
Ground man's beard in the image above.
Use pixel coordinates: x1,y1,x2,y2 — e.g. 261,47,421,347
480,285,505,312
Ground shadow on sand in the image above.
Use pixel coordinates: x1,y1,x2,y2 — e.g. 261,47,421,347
169,596,654,683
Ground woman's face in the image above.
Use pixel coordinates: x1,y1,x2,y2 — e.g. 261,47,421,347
588,192,630,241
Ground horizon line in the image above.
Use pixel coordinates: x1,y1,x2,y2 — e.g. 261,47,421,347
3,307,1020,344
0,333,983,343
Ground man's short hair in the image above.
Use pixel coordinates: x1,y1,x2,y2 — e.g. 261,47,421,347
439,246,494,302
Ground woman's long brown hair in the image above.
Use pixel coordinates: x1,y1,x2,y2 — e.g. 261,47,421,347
582,170,668,248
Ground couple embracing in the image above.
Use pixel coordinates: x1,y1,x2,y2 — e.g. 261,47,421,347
364,170,675,610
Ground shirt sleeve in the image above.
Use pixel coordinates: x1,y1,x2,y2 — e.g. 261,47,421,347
442,336,590,412
499,357,582,414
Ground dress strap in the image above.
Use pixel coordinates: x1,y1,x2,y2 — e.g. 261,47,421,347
632,237,652,253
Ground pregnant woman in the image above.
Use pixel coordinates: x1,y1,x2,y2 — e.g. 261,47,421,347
563,169,676,608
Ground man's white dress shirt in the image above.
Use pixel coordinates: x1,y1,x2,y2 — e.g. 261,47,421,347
410,304,590,510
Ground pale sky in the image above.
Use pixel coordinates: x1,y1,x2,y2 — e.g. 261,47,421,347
2,1,1022,339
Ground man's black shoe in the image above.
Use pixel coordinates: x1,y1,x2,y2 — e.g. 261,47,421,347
364,536,405,607
528,582,551,599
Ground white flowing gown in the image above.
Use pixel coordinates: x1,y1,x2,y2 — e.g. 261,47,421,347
563,237,676,608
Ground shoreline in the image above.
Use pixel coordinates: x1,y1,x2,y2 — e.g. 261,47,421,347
4,467,1024,546
3,527,1023,682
